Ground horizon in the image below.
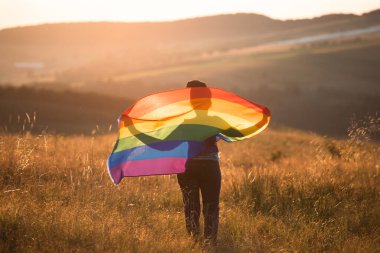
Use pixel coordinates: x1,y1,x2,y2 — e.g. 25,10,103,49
1,8,379,31
0,0,380,30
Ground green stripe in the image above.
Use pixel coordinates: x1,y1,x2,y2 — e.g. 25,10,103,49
114,124,225,152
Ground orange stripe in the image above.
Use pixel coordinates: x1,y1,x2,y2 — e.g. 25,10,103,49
124,87,269,118
118,108,266,138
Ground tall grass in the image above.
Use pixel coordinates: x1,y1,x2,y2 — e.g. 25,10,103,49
0,125,379,252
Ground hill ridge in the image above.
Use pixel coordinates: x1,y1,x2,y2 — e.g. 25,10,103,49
1,8,380,32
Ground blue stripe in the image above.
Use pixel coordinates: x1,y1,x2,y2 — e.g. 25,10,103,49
108,140,204,168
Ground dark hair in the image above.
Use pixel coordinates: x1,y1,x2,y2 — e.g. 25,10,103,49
186,80,207,87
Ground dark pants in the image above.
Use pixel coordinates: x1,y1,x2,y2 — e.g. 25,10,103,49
177,159,221,243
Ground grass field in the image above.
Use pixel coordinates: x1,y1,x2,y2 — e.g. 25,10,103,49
1,121,379,252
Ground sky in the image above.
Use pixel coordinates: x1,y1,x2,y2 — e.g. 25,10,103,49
1,0,380,29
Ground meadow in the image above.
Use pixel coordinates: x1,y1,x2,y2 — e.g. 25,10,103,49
1,120,379,252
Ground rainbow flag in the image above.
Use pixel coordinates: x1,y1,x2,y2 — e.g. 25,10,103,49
107,87,270,184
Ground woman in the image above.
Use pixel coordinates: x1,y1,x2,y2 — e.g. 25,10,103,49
177,80,221,246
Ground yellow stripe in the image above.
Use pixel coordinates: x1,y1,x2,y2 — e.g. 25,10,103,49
119,108,265,139
224,119,270,140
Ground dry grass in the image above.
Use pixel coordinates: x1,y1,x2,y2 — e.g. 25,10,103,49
0,127,379,252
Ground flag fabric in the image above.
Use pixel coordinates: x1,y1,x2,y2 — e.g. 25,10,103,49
107,87,270,184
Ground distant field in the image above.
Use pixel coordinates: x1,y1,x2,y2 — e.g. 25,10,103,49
1,127,379,252
0,86,132,134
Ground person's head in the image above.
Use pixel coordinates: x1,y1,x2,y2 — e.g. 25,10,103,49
187,80,211,110
186,80,207,88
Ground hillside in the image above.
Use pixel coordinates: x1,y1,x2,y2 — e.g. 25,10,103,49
0,10,380,84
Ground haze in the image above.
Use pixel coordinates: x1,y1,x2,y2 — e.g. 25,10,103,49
1,0,380,29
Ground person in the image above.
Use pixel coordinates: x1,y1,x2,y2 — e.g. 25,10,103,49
177,80,221,246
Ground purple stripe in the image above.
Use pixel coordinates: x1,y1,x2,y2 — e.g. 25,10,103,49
109,157,187,184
